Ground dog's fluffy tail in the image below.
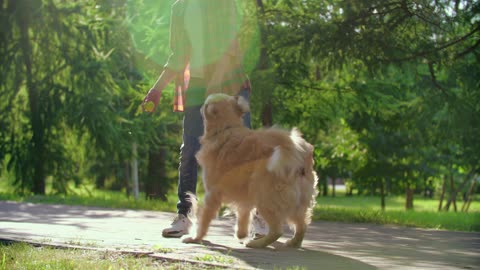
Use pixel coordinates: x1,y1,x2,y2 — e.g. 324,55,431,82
185,192,199,221
267,128,313,180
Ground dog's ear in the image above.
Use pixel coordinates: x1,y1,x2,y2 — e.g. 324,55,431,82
234,96,250,115
200,104,206,118
205,103,218,118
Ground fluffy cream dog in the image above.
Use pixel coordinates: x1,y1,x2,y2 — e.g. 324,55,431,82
183,94,318,248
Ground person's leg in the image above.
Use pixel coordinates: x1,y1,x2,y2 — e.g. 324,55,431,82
162,104,204,238
238,87,251,128
176,105,204,215
163,82,207,237
236,87,270,238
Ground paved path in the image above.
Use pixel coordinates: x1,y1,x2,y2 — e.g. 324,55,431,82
0,201,478,269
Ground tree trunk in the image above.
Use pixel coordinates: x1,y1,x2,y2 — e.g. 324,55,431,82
124,162,130,198
461,179,476,212
95,173,106,189
445,174,457,211
18,0,46,194
321,175,328,196
255,0,273,127
261,102,273,127
315,65,321,80
380,179,386,211
145,147,168,201
423,176,428,197
444,169,476,211
131,142,139,200
405,185,414,210
370,181,376,196
438,175,446,211
256,0,267,70
386,177,392,195
451,174,457,211
331,176,336,197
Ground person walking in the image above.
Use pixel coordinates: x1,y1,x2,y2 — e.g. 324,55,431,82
142,0,264,238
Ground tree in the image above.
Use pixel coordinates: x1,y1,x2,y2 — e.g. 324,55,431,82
0,0,154,195
2,0,478,203
253,0,479,208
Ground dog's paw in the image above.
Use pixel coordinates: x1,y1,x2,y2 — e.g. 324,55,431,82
285,239,302,248
182,237,202,244
245,239,267,249
235,231,248,240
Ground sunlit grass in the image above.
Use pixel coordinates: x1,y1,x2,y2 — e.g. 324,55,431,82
0,181,178,213
315,190,480,231
194,254,235,264
0,242,218,270
0,189,178,213
314,206,480,231
1,180,478,232
317,193,480,212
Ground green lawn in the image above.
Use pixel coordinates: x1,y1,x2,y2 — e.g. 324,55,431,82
317,192,479,212
0,184,178,213
315,192,480,232
0,242,218,270
1,182,479,232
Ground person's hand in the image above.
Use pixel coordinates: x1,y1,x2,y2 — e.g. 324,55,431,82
142,88,161,113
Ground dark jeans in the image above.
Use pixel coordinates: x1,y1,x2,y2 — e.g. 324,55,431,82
176,87,251,215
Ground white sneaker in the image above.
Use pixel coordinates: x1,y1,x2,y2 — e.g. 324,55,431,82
252,212,268,239
162,214,192,238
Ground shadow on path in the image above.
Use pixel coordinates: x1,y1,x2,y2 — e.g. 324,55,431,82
0,201,119,229
1,201,479,269
191,240,377,270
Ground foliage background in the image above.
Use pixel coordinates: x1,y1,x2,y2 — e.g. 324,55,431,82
0,0,478,215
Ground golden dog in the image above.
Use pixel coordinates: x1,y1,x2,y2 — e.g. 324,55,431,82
183,94,318,248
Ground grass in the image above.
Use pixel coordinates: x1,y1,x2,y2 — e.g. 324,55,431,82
316,193,480,212
314,206,480,231
0,242,219,270
1,181,479,232
0,185,178,213
194,254,235,264
315,191,480,231
0,184,478,269
153,244,175,254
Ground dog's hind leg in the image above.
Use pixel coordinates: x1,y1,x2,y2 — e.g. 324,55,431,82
235,207,252,240
183,192,221,244
245,213,282,248
285,217,306,248
245,223,281,248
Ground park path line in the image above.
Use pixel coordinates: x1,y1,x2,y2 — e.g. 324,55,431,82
0,201,479,269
